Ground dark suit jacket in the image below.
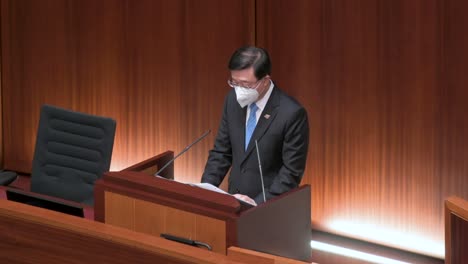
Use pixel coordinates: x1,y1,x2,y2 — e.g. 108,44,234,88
201,85,309,204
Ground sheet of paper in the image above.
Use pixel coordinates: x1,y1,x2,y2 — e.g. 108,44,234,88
189,182,256,207
188,182,229,194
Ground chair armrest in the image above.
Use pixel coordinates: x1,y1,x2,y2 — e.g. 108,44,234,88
0,170,18,186
0,186,94,220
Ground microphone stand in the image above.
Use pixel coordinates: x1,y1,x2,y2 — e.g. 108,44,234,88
255,140,267,203
154,129,211,177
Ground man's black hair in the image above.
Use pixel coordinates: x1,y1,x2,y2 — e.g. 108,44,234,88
228,46,271,80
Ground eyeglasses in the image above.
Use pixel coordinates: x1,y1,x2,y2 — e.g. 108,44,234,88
227,78,263,89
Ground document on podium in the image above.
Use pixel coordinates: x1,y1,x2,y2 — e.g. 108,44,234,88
189,183,256,208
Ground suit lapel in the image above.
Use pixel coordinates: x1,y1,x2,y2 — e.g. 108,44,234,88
241,87,280,165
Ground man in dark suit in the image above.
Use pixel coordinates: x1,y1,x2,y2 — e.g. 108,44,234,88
201,46,309,205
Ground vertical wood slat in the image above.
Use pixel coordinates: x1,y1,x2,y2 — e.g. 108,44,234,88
104,191,135,230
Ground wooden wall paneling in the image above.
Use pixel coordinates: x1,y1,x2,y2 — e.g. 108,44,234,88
255,0,322,195
67,0,131,170
2,0,71,171
116,0,255,184
122,0,185,173
0,0,255,188
1,0,130,172
373,0,442,255
176,0,255,183
3,0,468,260
440,0,468,218
256,0,468,259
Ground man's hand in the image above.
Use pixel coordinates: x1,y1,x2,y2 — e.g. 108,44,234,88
233,194,257,206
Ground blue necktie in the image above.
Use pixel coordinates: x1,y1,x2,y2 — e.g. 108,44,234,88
245,103,258,150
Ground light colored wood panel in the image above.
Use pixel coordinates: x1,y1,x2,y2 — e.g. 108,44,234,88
164,204,198,238
195,214,227,254
134,198,167,236
105,191,135,230
106,192,226,254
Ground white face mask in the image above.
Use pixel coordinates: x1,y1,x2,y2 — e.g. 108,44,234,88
234,86,259,108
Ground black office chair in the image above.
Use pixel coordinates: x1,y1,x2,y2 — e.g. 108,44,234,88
16,104,116,206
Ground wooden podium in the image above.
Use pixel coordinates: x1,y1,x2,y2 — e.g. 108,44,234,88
94,158,311,262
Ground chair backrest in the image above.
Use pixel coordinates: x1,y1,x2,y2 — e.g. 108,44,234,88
30,105,116,205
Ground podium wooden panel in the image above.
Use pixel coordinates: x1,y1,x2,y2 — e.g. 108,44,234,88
445,196,468,264
94,170,311,262
104,191,228,253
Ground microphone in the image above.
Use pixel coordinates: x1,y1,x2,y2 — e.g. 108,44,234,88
255,140,267,203
154,129,211,177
